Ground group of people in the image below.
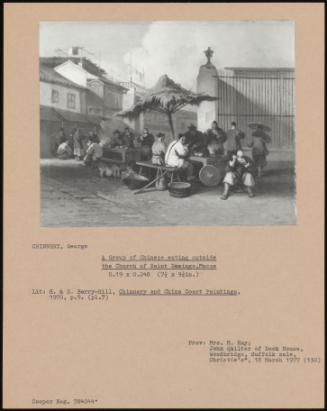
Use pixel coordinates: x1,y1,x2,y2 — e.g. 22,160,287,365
108,127,157,162
145,120,271,199
55,120,271,199
56,128,103,166
220,121,271,199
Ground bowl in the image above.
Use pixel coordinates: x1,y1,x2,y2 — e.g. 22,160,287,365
168,182,192,198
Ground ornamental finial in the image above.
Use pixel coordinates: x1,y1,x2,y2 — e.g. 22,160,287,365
204,47,214,64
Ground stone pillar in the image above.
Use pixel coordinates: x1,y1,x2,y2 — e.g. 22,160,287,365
196,47,219,132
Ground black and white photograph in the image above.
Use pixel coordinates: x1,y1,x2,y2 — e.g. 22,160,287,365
40,20,296,226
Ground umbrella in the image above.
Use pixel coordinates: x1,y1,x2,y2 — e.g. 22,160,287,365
115,74,218,139
248,122,272,132
251,129,272,143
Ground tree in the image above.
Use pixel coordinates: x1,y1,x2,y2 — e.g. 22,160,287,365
116,74,218,139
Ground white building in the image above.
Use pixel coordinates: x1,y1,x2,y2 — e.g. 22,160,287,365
40,65,84,113
54,60,97,88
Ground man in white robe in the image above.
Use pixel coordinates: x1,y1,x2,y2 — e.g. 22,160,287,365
165,134,194,180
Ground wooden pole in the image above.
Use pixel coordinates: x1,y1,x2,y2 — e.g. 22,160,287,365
167,111,175,140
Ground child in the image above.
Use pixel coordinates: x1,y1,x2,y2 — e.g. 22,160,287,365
247,127,271,177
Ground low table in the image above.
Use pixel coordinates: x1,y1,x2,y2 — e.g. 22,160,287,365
134,161,182,194
189,154,225,166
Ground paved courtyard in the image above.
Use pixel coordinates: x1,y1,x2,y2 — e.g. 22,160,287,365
40,158,296,227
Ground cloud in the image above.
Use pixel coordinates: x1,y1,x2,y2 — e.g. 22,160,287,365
124,21,294,89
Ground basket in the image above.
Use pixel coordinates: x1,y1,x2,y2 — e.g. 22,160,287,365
168,182,192,198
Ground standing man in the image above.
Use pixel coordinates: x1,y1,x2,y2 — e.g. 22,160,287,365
73,128,84,160
206,121,227,156
247,126,271,178
226,121,245,159
139,128,155,160
151,132,166,165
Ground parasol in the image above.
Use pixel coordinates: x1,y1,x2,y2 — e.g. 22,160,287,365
116,74,218,139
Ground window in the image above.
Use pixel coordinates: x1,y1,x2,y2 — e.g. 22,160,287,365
67,93,76,109
51,89,59,103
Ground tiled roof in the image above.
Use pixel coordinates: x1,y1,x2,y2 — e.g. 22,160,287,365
40,106,104,125
40,65,86,90
97,76,128,91
40,106,63,122
40,57,128,91
40,56,106,76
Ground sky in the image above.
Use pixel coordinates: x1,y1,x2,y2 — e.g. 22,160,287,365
40,20,294,89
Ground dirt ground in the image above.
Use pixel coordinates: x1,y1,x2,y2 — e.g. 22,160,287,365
40,158,296,227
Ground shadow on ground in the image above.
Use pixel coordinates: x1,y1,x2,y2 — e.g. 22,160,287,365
40,158,296,227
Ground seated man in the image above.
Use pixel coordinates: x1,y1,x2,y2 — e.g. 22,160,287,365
57,139,73,159
83,136,103,167
122,127,135,148
110,129,126,148
151,132,166,165
165,133,194,181
220,150,255,200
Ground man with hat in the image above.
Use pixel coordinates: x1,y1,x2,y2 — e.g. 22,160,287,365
247,125,272,177
226,121,245,159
